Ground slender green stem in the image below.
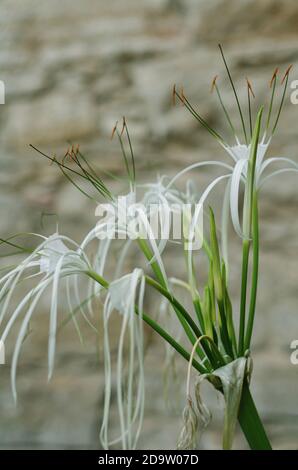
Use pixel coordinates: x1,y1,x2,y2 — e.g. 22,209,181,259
239,107,263,355
137,238,199,346
145,275,202,339
238,239,250,355
184,248,205,331
238,381,272,450
87,268,208,365
145,275,217,368
139,309,208,375
137,238,166,286
244,192,259,351
222,280,237,356
86,269,208,375
0,237,32,254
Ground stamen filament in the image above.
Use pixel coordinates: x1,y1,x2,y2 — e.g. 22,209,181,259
212,76,237,139
246,78,255,138
122,117,136,187
174,88,224,143
265,68,278,132
218,44,248,144
271,65,292,135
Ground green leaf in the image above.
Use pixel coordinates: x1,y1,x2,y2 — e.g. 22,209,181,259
209,208,223,302
222,263,237,355
202,287,212,338
209,208,234,357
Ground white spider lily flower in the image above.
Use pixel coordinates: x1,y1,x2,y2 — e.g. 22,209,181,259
172,59,298,244
221,137,297,238
82,181,176,283
0,233,93,401
166,136,298,243
39,234,76,273
221,137,298,239
100,268,145,450
141,175,184,206
140,175,188,257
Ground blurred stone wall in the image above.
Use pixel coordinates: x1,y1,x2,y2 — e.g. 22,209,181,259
1,0,298,449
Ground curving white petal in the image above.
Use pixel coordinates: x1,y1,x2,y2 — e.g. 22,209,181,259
48,255,65,380
100,269,145,450
257,157,298,186
11,283,49,402
259,167,298,189
198,174,232,208
230,159,247,238
166,161,234,191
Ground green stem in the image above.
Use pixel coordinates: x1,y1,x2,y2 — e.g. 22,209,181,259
139,309,207,375
239,107,263,356
86,269,208,375
244,192,259,350
145,275,202,339
238,239,250,355
185,249,205,331
145,275,216,368
138,238,204,357
238,381,272,450
137,238,165,286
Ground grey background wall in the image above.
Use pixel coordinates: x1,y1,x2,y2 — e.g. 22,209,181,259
1,0,298,449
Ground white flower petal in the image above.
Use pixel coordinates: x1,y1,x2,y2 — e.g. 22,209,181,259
100,269,145,449
259,167,298,189
230,159,247,239
166,161,234,191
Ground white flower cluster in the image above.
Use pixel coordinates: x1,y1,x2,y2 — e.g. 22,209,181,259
1,53,297,450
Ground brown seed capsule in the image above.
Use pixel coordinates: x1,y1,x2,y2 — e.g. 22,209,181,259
62,147,70,164
270,67,279,88
246,78,255,98
210,75,218,93
120,116,126,136
281,64,293,84
110,121,118,140
172,84,176,105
